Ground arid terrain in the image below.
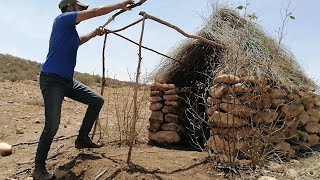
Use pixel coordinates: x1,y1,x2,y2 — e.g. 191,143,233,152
1,80,320,180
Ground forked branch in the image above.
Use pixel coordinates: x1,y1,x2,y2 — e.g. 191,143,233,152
138,11,225,49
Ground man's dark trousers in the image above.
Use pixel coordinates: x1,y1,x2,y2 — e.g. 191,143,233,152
35,72,104,167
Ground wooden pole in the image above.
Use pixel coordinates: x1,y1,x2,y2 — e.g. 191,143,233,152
139,11,225,49
127,14,147,165
91,34,108,140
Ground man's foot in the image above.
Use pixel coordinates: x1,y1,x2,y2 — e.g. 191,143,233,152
75,137,104,149
32,166,53,180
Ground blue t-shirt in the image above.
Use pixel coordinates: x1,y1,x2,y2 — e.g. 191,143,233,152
41,12,80,79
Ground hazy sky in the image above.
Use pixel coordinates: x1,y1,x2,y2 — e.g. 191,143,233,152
0,0,319,85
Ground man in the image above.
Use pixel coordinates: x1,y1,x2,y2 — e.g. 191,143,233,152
33,0,134,179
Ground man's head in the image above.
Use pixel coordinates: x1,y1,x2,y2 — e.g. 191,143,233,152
59,0,89,13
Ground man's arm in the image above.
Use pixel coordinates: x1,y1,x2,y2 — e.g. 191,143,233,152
76,0,134,23
80,28,104,45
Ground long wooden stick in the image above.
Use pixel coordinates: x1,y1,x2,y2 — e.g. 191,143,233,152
107,18,144,33
92,34,108,140
127,14,147,165
138,11,225,49
105,30,182,64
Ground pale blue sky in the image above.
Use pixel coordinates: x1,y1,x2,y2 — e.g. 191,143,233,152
0,0,319,85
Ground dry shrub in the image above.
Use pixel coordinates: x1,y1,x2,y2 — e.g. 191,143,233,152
101,84,149,145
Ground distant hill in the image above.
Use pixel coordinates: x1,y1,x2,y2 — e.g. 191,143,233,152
0,53,130,87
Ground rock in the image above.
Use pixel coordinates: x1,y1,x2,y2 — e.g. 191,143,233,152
0,142,12,156
271,99,286,108
207,105,220,116
16,127,24,134
288,149,296,157
161,123,183,133
284,119,300,130
208,111,248,128
214,74,241,84
148,131,180,143
222,94,241,104
253,110,278,124
299,131,309,142
207,97,222,105
238,93,255,103
309,116,319,123
211,127,258,140
296,141,311,151
242,76,268,86
269,132,286,143
275,142,291,152
34,119,41,124
280,103,304,118
219,103,256,117
164,88,180,95
209,84,228,98
284,129,300,142
306,107,320,119
163,94,179,101
315,96,320,106
149,111,163,123
162,106,177,114
164,101,179,107
149,102,163,111
287,93,300,101
257,176,277,180
239,93,272,109
233,83,251,93
150,90,163,97
297,111,310,126
148,123,161,132
270,89,287,99
206,135,249,153
304,122,320,134
164,114,179,124
150,83,175,91
307,134,319,146
149,96,163,103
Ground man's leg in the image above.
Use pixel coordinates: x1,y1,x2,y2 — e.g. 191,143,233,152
34,74,66,179
67,79,104,147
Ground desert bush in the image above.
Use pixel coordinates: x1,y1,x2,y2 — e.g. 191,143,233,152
100,78,149,146
0,54,40,82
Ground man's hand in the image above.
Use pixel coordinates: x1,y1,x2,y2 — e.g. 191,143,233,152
120,0,135,11
94,27,105,36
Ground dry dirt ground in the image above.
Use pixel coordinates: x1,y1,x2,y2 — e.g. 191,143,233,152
1,80,320,180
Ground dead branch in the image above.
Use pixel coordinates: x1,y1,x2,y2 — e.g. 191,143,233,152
12,135,78,147
16,145,65,165
107,18,144,33
139,11,225,49
105,30,183,65
91,34,109,140
127,14,146,165
95,168,108,180
7,168,32,179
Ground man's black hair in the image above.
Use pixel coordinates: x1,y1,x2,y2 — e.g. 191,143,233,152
61,5,69,13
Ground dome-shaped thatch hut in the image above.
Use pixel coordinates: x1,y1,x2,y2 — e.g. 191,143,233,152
147,7,320,166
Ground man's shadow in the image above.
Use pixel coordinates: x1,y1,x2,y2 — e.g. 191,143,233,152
53,152,102,180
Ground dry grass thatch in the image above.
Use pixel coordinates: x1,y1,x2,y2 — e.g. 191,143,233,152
154,6,318,91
